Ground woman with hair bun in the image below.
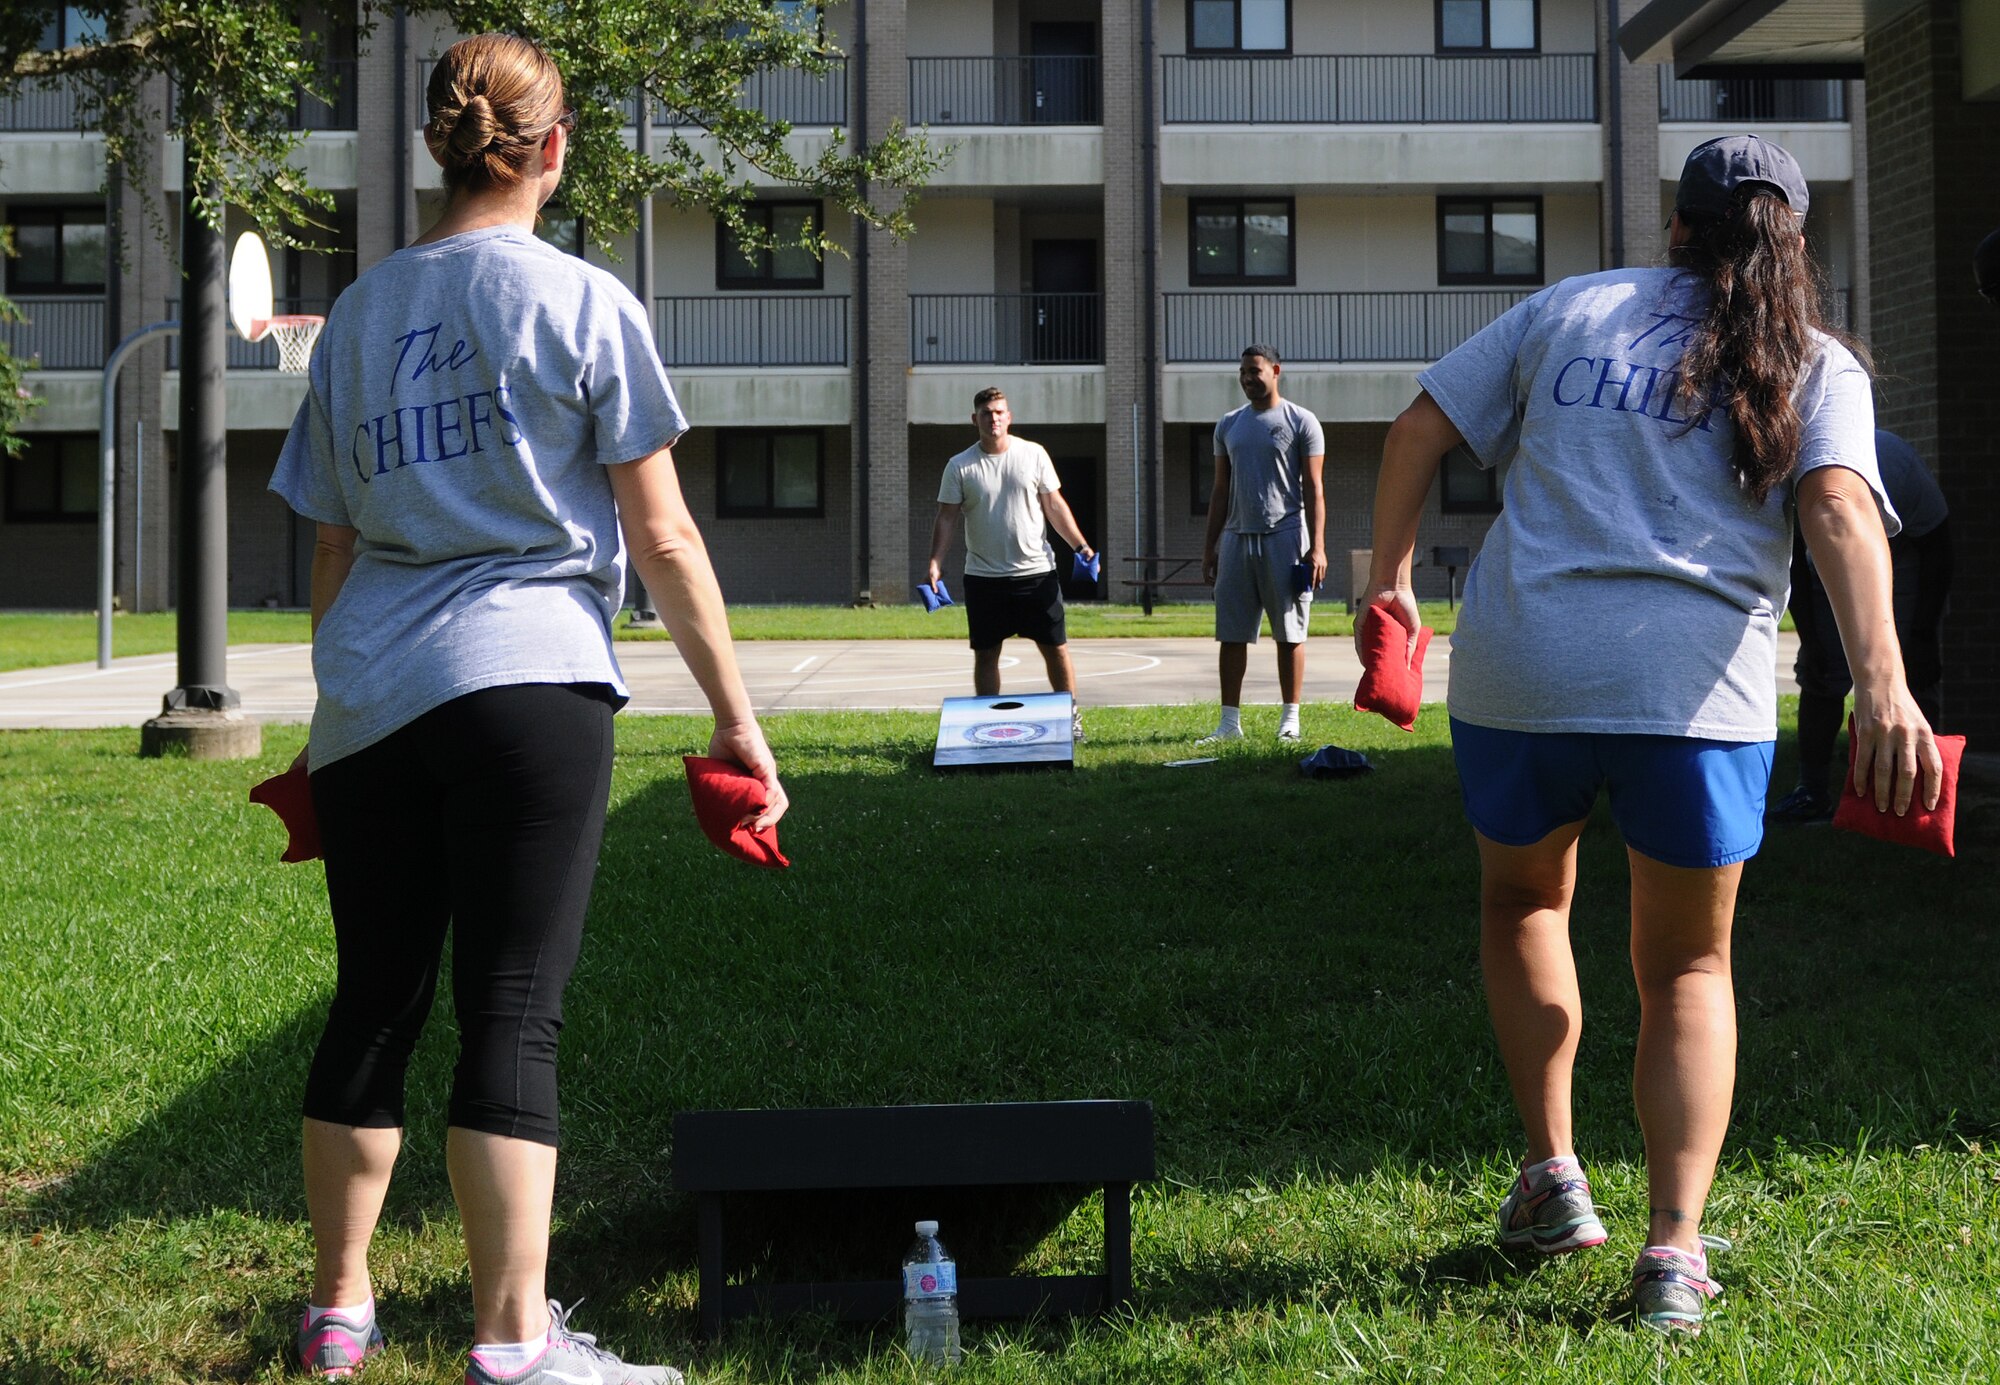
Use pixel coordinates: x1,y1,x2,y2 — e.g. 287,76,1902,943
1363,135,1940,1334
272,32,773,1384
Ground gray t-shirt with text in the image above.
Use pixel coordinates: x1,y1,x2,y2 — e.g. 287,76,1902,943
270,225,688,767
1419,266,1892,741
1214,400,1325,534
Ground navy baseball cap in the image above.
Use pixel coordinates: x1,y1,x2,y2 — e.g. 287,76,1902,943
1675,134,1810,221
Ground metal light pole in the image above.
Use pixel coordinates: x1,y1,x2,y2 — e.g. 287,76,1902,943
140,131,259,758
98,320,179,668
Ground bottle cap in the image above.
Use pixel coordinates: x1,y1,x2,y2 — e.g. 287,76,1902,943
915,1219,939,1236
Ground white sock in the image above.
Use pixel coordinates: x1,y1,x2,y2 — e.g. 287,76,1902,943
1217,706,1242,734
1279,703,1301,731
306,1296,373,1325
469,1331,548,1376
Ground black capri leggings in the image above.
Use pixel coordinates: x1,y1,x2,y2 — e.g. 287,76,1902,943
302,681,617,1147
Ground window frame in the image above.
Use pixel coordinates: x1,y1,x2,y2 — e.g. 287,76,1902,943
1439,445,1503,514
1185,0,1292,56
1434,0,1541,54
4,432,99,523
1435,195,1545,287
716,428,827,519
5,205,108,294
716,200,825,292
1188,196,1296,288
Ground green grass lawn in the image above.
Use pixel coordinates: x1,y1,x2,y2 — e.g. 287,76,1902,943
2,706,1993,1382
0,604,1465,674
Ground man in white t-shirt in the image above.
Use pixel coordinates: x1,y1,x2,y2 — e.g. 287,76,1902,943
926,388,1096,728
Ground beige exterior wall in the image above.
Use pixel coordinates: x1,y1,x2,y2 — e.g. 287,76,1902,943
1158,0,1597,54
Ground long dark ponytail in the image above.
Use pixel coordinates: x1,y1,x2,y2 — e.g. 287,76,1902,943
1668,192,1860,505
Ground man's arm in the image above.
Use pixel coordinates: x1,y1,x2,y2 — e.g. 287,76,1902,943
1201,452,1230,584
926,503,962,590
1039,489,1092,559
1302,452,1327,587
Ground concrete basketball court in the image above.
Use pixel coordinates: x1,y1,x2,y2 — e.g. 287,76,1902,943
0,633,1803,729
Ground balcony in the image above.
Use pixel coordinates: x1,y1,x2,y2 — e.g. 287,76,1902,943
0,296,105,369
654,295,847,367
1659,72,1845,123
0,78,82,133
417,61,849,129
909,56,1101,125
912,294,1103,365
1162,52,1596,124
168,61,358,131
164,298,333,368
1165,290,1533,364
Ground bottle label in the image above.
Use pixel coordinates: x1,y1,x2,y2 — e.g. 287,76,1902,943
902,1261,958,1298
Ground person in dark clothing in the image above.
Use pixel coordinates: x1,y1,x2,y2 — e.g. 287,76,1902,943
1768,428,1952,822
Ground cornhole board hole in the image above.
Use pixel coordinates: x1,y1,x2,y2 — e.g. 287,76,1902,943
934,692,1074,771
672,1100,1156,1338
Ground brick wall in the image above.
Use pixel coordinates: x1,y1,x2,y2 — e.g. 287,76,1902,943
1866,0,2000,738
674,427,855,602
1600,0,1664,269
855,0,912,602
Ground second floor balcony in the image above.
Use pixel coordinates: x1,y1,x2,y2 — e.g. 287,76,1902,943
417,61,850,130
0,77,82,133
1659,72,1846,123
912,294,1103,366
909,56,1101,125
0,295,105,369
1165,289,1532,364
164,298,335,368
655,294,848,367
1162,52,1597,124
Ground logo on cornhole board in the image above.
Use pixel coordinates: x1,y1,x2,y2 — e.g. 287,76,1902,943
967,722,1049,745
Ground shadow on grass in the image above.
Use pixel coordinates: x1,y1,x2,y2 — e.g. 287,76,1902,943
12,716,1998,1370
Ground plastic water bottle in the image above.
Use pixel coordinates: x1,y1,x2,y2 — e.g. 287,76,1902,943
901,1218,961,1366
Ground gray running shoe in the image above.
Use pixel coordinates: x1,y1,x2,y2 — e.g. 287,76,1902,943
1495,1157,1610,1255
464,1301,683,1385
1632,1236,1728,1335
298,1306,384,1378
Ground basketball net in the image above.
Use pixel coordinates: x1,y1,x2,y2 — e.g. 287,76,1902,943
261,314,326,374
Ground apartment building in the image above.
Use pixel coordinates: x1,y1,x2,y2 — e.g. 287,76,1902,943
1,0,1868,613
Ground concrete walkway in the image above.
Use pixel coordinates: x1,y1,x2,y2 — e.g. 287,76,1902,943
0,634,1803,729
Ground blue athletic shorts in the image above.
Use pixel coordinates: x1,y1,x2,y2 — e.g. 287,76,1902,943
1449,718,1776,869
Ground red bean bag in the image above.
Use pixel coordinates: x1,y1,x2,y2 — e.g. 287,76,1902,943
249,758,322,864
683,755,790,868
1831,715,1964,858
1354,605,1434,732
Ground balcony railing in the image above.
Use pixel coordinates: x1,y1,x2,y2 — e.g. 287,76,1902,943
0,296,106,369
164,298,334,368
0,77,83,133
1659,71,1846,122
1162,52,1596,123
421,60,848,129
1165,289,1533,363
909,56,1101,125
912,293,1103,366
168,61,358,131
654,294,848,367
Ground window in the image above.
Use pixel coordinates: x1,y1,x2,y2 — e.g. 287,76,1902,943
535,205,584,258
4,434,97,522
1189,198,1294,286
6,206,107,293
1190,424,1219,516
1440,445,1501,513
1188,0,1289,53
1437,197,1542,285
718,431,824,517
1437,0,1537,51
38,6,108,49
718,202,823,290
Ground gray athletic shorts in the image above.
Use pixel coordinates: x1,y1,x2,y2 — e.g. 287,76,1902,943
1214,525,1311,644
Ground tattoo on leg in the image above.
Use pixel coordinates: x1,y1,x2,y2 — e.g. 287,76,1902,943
1650,1207,1691,1224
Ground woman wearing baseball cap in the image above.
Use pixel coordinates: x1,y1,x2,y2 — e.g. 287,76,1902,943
1362,134,1941,1333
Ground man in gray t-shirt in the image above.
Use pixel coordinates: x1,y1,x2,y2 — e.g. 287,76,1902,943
1198,345,1327,743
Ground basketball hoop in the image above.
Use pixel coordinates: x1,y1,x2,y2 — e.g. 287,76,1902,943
262,314,326,374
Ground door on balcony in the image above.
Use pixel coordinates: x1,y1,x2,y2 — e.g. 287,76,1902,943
1029,240,1099,365
1029,23,1097,124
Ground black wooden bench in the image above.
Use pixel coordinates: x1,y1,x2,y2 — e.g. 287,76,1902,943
672,1100,1156,1338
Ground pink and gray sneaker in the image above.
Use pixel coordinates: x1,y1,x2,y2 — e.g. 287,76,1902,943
1632,1235,1729,1334
464,1300,683,1385
1496,1155,1611,1255
297,1304,384,1378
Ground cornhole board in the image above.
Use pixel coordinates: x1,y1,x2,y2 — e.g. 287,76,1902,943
672,1100,1156,1337
934,692,1074,771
